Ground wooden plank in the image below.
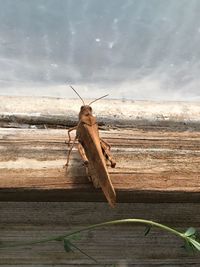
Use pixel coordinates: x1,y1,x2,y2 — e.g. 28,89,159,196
0,202,200,266
0,127,199,202
0,96,200,130
0,96,200,265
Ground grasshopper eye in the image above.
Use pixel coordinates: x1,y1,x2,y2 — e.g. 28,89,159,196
81,106,84,110
89,106,92,111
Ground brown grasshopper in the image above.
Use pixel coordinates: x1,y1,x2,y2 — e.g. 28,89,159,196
65,86,116,207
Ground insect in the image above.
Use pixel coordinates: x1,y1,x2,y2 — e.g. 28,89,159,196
65,86,116,207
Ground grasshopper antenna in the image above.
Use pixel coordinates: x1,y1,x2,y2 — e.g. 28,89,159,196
70,85,85,105
89,94,109,105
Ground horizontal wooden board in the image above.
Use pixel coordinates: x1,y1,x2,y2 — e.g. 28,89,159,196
0,128,199,203
0,202,200,266
0,96,200,130
0,96,200,265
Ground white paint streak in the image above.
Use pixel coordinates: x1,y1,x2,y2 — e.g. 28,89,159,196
0,158,65,169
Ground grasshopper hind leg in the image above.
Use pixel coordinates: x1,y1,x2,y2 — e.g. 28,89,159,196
100,139,116,168
77,142,89,172
77,142,100,188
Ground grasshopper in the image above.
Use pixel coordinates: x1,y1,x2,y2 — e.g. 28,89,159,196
65,86,116,207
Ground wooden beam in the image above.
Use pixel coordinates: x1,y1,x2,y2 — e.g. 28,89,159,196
1,202,200,265
0,127,199,202
1,96,200,265
0,96,200,130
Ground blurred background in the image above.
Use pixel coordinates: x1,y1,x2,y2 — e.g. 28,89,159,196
0,0,200,100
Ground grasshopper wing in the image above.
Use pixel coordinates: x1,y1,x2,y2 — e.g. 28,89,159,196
77,116,116,207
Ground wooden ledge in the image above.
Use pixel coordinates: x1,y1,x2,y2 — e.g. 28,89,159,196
0,96,200,266
0,96,200,203
0,95,200,130
0,127,200,203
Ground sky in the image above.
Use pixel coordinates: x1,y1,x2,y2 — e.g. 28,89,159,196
0,0,200,100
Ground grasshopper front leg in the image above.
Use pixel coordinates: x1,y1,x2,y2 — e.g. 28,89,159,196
65,126,77,146
65,135,77,167
65,122,82,168
100,139,116,168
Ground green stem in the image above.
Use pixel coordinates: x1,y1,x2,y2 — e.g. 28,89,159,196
69,242,98,263
0,218,187,249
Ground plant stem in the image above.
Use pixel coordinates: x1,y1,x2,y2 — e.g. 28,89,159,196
69,242,98,263
0,218,188,249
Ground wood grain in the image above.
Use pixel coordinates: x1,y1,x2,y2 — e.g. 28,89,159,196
0,96,200,130
0,202,200,266
0,127,199,202
0,96,200,265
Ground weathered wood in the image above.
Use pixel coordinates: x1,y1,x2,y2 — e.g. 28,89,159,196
0,202,200,266
0,96,200,265
0,127,199,202
0,96,200,130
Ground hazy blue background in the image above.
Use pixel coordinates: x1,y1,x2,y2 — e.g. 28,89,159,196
0,0,200,100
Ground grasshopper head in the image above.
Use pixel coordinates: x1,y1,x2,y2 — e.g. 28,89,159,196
69,85,108,119
79,105,96,125
80,105,93,117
